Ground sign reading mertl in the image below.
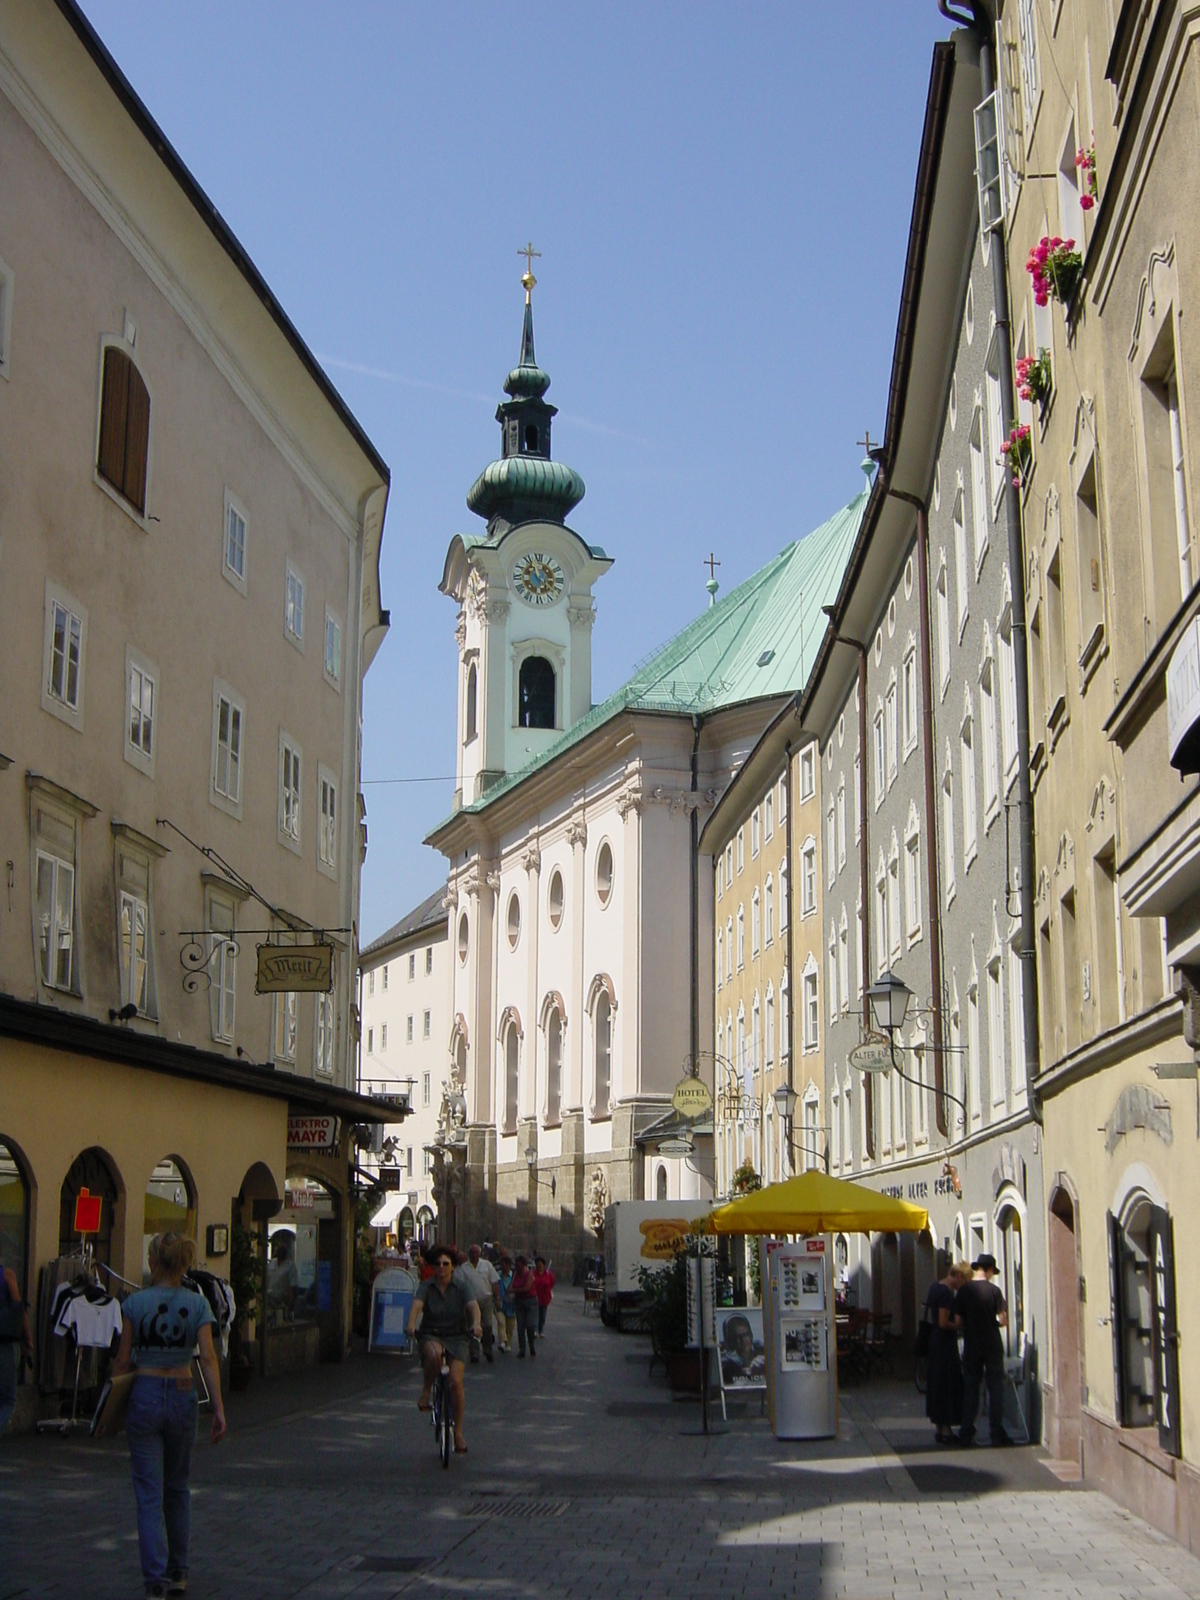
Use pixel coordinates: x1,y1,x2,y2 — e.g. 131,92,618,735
1167,616,1200,773
256,941,333,995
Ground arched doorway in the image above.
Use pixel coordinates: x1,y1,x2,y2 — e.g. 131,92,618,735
143,1156,196,1283
398,1206,415,1243
655,1164,668,1201
0,1138,31,1299
995,1195,1026,1358
59,1148,121,1268
1048,1182,1083,1461
416,1205,435,1244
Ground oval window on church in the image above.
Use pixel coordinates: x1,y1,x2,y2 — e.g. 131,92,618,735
595,841,614,908
507,892,521,950
548,869,564,931
458,911,469,965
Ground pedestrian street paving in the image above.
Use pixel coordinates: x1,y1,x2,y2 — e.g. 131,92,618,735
4,1290,1200,1600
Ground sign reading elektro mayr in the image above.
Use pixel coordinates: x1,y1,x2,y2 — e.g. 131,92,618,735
1167,617,1200,774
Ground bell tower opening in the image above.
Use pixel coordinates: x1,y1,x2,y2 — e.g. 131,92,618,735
523,423,539,453
519,656,556,729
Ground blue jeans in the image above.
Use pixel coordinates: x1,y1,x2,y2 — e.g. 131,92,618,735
126,1376,198,1586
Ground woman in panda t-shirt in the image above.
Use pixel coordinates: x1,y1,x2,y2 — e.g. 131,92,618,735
113,1232,226,1600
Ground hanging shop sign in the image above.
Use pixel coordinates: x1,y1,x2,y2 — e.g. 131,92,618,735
657,1137,695,1157
256,941,334,995
287,1114,339,1152
849,1034,893,1075
73,1187,102,1235
671,1075,714,1119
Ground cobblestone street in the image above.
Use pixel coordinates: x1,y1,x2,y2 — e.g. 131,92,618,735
5,1291,1200,1599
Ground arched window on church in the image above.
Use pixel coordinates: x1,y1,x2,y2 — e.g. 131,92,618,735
504,1024,520,1134
465,662,477,743
546,1008,563,1125
519,656,556,730
523,422,539,453
593,994,612,1117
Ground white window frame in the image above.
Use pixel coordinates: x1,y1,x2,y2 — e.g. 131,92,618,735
324,606,343,691
736,906,745,969
905,818,922,943
751,890,761,958
836,777,846,869
838,911,849,1012
802,957,820,1052
886,677,898,784
716,928,723,990
887,842,901,959
970,407,990,572
273,987,298,1068
35,848,76,994
954,488,969,635
210,679,245,819
998,604,1020,791
980,648,1000,825
780,857,788,931
828,927,839,1023
764,791,774,843
985,333,1006,512
902,645,918,758
751,807,761,859
205,886,238,1045
988,952,1006,1109
124,645,158,779
962,691,978,869
222,487,248,595
1017,0,1041,134
42,579,88,733
778,774,788,821
942,755,956,907
278,731,302,854
113,824,162,1019
801,839,817,918
826,802,836,886
936,555,951,696
799,746,816,802
764,875,774,946
725,917,733,982
736,830,745,875
854,751,862,841
873,708,886,806
284,560,305,651
315,986,335,1078
317,763,338,880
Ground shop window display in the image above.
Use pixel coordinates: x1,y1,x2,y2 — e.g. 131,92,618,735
267,1176,337,1327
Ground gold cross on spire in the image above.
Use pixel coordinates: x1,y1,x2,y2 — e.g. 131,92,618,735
704,552,721,580
519,240,541,298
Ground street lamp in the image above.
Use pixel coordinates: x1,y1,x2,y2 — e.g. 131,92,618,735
867,970,913,1071
772,1082,798,1124
524,1139,556,1198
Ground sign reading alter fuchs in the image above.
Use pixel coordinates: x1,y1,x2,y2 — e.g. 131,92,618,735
287,1114,339,1152
256,942,334,994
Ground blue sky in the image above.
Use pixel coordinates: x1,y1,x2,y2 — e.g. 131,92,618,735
84,2,949,941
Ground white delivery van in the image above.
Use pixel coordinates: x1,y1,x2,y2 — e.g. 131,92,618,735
601,1199,713,1329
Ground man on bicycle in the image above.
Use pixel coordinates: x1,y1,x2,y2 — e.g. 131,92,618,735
407,1246,481,1455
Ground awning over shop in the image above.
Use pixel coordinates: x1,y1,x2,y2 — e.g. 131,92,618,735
701,1170,928,1236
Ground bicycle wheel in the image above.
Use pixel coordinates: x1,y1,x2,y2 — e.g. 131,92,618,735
438,1373,452,1468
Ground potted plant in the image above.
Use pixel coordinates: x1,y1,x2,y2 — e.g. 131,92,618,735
228,1220,263,1390
1026,236,1083,308
1000,423,1033,490
1016,348,1052,410
1075,136,1098,210
637,1248,700,1390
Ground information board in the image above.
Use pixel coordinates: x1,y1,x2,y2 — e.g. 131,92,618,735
369,1267,418,1354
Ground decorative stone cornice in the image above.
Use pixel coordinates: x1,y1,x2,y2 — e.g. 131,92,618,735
484,598,511,623
567,602,596,632
522,846,542,874
616,788,643,821
567,821,588,849
645,785,720,816
455,611,467,649
485,870,501,893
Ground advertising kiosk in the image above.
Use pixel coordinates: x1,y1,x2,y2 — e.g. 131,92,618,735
762,1235,838,1439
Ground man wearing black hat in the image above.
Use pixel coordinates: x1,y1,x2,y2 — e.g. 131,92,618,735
954,1255,1012,1446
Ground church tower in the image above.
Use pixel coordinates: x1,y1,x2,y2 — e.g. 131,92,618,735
440,258,613,806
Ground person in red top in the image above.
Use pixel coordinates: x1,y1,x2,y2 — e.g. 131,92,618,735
533,1256,555,1337
510,1256,539,1358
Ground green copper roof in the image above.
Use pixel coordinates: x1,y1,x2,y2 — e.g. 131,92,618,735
466,455,586,521
441,480,869,822
505,361,551,399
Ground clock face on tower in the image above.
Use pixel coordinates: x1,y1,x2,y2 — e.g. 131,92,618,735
512,552,564,607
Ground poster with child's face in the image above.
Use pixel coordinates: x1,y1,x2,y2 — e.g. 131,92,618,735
716,1307,766,1389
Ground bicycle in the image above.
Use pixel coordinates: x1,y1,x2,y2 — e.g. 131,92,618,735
430,1348,452,1468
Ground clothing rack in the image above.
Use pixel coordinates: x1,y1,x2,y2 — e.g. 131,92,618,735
37,1245,121,1436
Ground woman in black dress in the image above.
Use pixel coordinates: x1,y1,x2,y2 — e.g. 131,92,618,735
924,1260,967,1443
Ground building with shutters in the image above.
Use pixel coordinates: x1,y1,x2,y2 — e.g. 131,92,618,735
358,889,451,1244
0,0,397,1415
991,0,1199,1546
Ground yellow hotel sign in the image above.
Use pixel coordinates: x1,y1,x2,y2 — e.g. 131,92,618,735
256,942,334,995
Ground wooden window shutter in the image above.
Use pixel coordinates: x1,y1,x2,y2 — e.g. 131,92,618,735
123,360,150,513
1105,1210,1127,1424
98,346,130,493
1149,1206,1182,1457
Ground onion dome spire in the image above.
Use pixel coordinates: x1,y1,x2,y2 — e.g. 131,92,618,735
466,250,585,535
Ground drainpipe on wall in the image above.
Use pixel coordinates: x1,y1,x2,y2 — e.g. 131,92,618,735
976,18,1043,1115
784,736,796,1096
890,488,949,1135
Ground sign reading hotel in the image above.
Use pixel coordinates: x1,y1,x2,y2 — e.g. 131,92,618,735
256,941,334,994
287,1114,339,1152
671,1075,714,1119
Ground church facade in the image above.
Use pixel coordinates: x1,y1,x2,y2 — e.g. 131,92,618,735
426,271,864,1269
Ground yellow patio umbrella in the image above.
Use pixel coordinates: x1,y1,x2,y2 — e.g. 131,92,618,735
701,1169,928,1236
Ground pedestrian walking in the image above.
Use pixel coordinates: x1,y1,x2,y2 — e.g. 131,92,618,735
453,1246,498,1362
497,1257,517,1353
0,1258,34,1436
922,1258,967,1444
533,1256,555,1337
111,1232,226,1599
954,1254,1012,1447
511,1255,539,1358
